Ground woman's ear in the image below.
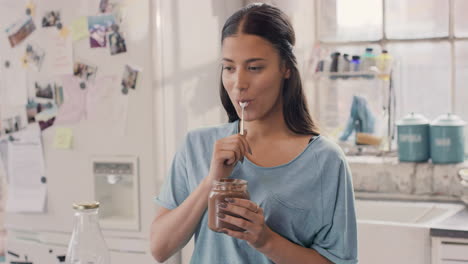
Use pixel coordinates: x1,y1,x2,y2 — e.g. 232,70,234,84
284,68,291,79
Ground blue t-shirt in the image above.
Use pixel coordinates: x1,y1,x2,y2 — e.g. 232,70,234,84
155,121,358,264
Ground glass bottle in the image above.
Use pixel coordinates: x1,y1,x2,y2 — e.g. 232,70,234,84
66,202,111,264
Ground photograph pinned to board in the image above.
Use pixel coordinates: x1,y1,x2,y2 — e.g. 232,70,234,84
0,107,27,136
26,99,57,131
1,115,24,135
121,65,141,92
99,0,118,14
34,80,63,106
88,14,116,48
22,43,45,71
41,10,61,27
5,16,36,48
108,24,126,55
73,61,98,82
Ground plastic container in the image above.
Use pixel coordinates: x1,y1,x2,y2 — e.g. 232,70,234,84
351,55,361,72
376,50,393,80
361,47,376,71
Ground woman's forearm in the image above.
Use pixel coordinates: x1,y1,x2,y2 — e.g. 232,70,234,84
257,228,333,264
150,178,212,262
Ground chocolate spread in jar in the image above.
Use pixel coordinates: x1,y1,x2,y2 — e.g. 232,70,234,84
208,178,250,232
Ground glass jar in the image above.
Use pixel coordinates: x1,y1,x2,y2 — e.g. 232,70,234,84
66,201,111,264
208,179,250,232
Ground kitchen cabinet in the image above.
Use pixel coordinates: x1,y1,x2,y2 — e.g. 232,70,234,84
432,237,468,264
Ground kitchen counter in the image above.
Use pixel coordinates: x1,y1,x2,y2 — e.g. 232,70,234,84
431,206,468,239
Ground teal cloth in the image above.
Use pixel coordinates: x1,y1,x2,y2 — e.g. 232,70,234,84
155,121,358,264
340,95,375,141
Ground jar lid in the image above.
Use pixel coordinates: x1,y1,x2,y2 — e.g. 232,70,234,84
73,201,100,210
431,113,467,126
213,179,247,186
396,112,430,126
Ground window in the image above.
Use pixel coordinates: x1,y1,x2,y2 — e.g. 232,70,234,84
316,0,468,123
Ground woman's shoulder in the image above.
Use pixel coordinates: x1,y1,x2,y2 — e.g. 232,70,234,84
309,135,347,164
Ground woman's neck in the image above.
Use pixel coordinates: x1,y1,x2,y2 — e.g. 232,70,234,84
243,104,292,142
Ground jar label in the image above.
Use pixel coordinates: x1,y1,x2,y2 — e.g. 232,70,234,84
400,134,422,143
435,138,451,147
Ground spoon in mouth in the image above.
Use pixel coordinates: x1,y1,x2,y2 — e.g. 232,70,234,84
239,102,249,135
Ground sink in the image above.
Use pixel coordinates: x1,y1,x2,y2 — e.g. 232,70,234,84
356,199,465,225
355,199,465,264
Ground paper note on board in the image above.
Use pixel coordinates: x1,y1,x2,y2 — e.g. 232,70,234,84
53,127,73,149
70,17,89,41
5,124,47,213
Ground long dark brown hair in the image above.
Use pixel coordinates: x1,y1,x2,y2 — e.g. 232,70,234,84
220,3,319,136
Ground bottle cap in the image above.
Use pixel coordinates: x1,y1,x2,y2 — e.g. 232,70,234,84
73,201,100,210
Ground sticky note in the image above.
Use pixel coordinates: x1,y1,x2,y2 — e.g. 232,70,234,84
53,127,73,149
60,26,70,38
70,17,89,41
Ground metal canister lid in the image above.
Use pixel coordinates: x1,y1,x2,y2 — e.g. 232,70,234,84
73,201,100,210
396,112,430,126
431,113,467,127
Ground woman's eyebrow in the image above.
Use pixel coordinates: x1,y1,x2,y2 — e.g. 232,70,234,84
222,58,266,63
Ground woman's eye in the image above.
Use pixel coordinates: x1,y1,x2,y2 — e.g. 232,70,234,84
222,66,234,72
248,66,263,72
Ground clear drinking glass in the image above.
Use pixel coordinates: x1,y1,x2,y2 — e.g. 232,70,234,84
66,202,111,264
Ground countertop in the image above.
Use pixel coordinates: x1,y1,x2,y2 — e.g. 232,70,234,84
431,206,468,239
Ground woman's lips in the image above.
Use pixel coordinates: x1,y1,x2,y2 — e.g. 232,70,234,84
237,99,253,108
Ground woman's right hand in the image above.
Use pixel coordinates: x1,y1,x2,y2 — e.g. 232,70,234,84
207,130,252,182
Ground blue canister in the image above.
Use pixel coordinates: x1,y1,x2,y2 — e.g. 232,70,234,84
396,113,430,162
430,113,466,164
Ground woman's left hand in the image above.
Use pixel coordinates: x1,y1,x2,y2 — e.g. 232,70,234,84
218,198,272,249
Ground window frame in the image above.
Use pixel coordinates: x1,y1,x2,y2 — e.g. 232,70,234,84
314,0,468,114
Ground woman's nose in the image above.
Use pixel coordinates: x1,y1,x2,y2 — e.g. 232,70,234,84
234,69,249,90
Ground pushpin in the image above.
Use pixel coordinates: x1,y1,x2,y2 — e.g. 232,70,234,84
4,61,10,68
122,87,128,95
111,24,119,32
25,2,35,16
80,82,86,89
41,176,47,183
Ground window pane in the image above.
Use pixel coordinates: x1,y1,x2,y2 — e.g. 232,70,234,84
318,0,382,42
385,0,449,39
455,41,468,154
387,42,451,120
454,0,468,38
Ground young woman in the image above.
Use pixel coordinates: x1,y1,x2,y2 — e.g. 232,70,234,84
151,3,358,264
